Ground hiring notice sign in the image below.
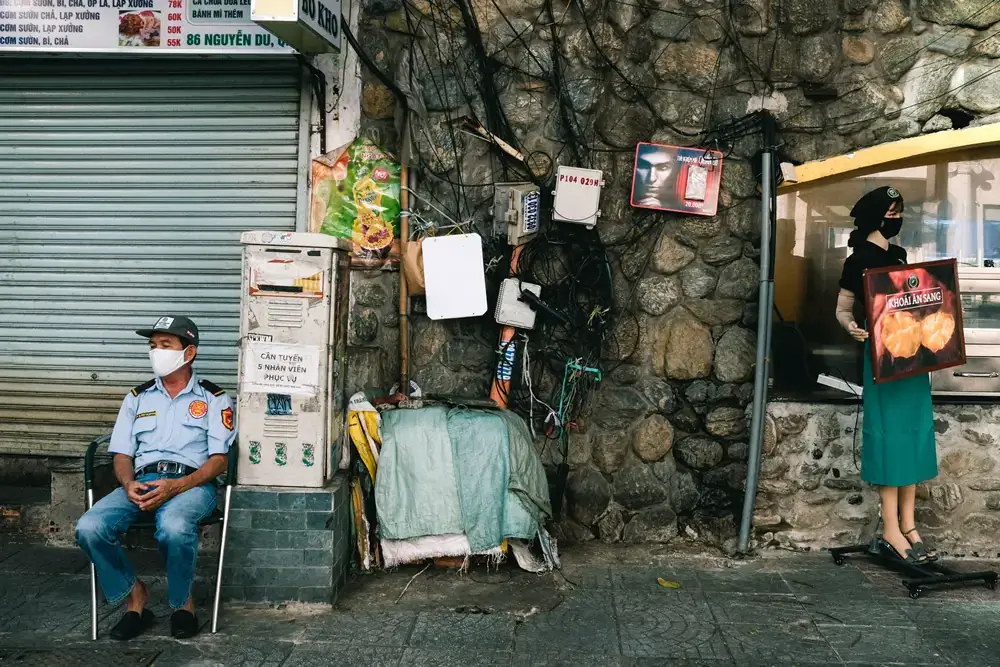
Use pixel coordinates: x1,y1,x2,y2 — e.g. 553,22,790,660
863,258,966,384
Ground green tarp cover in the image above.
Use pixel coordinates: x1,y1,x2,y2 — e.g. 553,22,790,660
375,406,552,553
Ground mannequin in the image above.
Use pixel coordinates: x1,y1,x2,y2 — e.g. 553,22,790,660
835,186,939,564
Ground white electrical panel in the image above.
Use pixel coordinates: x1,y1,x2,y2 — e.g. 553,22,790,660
237,231,350,488
423,233,489,320
552,166,603,228
493,182,541,246
495,278,542,329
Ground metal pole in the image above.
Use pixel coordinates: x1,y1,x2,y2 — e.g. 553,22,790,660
211,484,232,634
399,116,412,395
87,488,97,641
738,112,776,555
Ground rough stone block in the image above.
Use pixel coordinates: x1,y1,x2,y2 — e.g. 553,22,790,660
305,511,332,530
274,530,333,550
278,492,333,511
229,548,304,568
303,549,330,567
251,510,307,531
231,489,279,510
227,508,252,529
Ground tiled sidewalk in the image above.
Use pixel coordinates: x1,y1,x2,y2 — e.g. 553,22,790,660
1,538,999,666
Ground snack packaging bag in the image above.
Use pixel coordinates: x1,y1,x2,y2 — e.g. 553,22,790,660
310,137,401,269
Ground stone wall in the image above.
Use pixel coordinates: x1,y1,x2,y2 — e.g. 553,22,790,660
347,0,1000,551
761,402,1000,556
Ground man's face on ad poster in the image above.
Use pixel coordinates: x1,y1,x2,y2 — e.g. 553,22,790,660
634,147,676,208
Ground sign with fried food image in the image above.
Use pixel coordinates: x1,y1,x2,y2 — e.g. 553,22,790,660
863,258,967,384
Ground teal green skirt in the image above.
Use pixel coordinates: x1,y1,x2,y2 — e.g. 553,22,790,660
861,340,938,487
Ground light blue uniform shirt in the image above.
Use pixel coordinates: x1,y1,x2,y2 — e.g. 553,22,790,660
108,372,236,471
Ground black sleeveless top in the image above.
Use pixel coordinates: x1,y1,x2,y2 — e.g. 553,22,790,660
839,241,907,297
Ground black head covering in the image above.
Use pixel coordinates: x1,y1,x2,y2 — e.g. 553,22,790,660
848,186,903,247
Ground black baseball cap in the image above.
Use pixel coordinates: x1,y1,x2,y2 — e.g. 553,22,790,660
136,315,200,346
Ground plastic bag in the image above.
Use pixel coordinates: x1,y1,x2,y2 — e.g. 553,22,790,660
402,237,425,295
310,137,401,269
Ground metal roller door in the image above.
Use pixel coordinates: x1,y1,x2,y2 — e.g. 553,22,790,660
0,57,309,457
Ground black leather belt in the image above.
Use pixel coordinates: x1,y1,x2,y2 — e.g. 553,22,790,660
136,461,197,477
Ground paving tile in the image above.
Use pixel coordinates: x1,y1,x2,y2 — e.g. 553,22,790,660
563,565,612,590
0,646,161,666
0,546,89,575
818,624,951,665
200,606,309,641
707,593,810,626
514,592,619,655
299,610,417,646
691,569,792,595
408,612,516,651
631,660,737,667
284,643,404,666
781,565,880,597
615,588,713,619
151,638,295,666
900,601,1000,627
511,654,632,666
921,624,1000,666
611,566,687,591
798,594,914,628
719,621,840,664
0,541,26,565
616,592,730,661
0,575,97,637
400,647,512,666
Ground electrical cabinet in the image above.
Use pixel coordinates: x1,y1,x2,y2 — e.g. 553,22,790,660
237,231,350,487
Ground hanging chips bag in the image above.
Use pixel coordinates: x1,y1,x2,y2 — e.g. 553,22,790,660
310,137,401,269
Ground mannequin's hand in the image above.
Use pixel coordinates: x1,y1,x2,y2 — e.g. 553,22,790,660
847,321,869,342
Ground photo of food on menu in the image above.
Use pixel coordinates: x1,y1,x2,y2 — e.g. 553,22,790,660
119,10,161,47
863,258,967,384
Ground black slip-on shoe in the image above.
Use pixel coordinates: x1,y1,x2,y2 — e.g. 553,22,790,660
109,609,155,641
170,609,199,639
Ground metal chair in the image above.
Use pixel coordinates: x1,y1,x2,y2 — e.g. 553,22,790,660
83,434,238,640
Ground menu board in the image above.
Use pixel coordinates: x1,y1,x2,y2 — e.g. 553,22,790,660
0,0,291,52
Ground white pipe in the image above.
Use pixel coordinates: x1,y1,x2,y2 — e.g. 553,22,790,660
212,484,232,634
88,488,97,641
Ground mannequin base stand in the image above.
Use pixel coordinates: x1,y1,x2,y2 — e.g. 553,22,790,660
830,537,998,599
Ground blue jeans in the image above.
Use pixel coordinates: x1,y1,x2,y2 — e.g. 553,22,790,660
75,472,216,609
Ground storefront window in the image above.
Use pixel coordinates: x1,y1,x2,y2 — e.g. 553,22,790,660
772,153,1000,398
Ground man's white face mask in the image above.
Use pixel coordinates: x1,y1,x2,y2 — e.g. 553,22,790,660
149,347,191,377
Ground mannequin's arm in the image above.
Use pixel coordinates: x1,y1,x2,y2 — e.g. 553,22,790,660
836,289,868,341
835,290,856,330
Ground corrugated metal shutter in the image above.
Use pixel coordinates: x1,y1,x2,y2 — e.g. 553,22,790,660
0,57,307,457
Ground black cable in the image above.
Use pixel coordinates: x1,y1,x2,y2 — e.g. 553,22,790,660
339,15,409,118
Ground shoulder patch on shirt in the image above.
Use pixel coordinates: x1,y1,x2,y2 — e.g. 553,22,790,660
188,400,208,419
198,379,227,397
130,379,156,397
221,407,234,431
136,410,157,419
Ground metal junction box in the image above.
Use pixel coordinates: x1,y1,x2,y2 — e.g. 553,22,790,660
237,231,349,487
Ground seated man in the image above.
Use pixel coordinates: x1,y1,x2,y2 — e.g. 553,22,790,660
75,315,236,641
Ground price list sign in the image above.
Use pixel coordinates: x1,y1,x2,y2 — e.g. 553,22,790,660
0,0,290,51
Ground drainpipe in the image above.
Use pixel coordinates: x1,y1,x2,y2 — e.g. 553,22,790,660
738,112,777,555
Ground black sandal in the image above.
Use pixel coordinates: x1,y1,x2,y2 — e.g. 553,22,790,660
170,610,199,639
903,528,938,562
109,609,155,641
879,538,927,565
